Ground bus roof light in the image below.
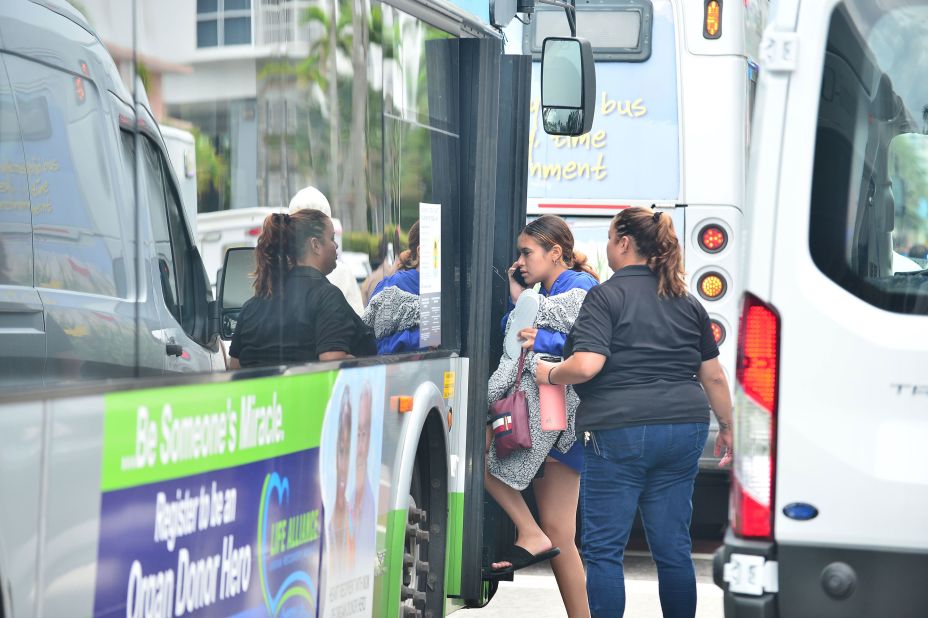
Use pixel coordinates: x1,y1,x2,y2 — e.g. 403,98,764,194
704,0,722,39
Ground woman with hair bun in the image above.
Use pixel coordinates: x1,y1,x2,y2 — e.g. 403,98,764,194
535,207,734,618
228,209,375,368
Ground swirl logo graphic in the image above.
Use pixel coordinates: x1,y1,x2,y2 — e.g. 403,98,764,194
257,472,317,616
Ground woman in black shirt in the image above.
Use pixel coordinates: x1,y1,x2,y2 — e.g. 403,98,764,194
229,209,375,368
535,208,734,618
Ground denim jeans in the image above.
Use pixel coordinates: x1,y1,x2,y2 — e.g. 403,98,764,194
581,422,709,618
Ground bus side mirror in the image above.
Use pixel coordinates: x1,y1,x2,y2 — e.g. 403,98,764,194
541,37,596,136
218,247,256,340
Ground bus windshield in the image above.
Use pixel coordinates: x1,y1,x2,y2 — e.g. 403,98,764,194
527,0,679,202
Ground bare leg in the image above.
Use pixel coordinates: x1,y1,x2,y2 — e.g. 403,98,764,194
484,468,553,570
534,459,590,618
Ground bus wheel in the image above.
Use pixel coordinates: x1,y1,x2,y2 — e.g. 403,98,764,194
401,430,447,617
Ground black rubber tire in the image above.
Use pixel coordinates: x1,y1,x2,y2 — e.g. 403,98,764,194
400,434,447,618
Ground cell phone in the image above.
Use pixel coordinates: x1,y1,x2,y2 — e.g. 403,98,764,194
512,266,529,288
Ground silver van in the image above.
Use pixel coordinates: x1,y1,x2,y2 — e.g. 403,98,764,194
0,0,222,388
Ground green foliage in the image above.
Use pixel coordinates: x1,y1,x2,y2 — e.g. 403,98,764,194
136,61,152,93
342,225,408,263
191,127,229,207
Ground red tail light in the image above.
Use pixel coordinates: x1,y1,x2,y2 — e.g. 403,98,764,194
731,293,779,539
247,226,262,237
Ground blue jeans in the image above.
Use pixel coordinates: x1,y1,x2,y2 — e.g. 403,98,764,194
581,422,708,618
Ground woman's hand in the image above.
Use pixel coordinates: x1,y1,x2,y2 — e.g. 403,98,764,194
535,358,555,384
518,327,538,350
714,425,733,468
508,261,525,303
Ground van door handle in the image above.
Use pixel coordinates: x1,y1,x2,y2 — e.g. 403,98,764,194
166,343,183,357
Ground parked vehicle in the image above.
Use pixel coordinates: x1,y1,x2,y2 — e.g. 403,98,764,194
0,0,222,389
714,1,928,615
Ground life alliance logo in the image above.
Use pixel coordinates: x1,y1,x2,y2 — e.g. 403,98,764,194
257,472,321,616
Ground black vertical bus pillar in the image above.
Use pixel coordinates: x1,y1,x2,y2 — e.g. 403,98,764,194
482,49,533,591
456,35,533,602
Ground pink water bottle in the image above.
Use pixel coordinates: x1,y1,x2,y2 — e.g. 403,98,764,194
538,356,567,431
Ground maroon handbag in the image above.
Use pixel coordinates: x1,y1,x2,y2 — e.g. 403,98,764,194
489,352,533,458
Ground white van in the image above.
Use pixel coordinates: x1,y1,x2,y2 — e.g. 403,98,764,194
714,1,928,615
0,0,223,388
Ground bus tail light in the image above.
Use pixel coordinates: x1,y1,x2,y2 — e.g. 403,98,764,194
697,272,727,300
698,224,728,253
247,226,262,237
710,319,726,345
704,0,722,39
731,293,779,540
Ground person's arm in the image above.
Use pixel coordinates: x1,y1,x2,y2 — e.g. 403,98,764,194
535,285,613,384
697,357,734,467
228,356,241,370
535,351,605,385
315,287,358,359
530,328,566,355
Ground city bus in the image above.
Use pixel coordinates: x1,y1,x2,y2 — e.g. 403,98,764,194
507,0,768,481
0,0,592,616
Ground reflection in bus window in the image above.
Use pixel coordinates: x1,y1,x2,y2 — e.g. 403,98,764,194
363,220,424,354
7,55,127,298
0,60,32,287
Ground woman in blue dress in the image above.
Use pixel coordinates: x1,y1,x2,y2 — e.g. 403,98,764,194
486,215,599,618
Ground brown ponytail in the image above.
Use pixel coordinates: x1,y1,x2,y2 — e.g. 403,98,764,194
397,221,420,271
521,215,600,282
610,207,686,298
253,209,331,297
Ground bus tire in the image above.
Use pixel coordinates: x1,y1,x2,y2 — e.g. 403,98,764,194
401,414,447,618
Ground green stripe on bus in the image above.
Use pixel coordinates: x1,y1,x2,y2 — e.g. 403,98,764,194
376,508,407,618
101,371,337,491
444,492,464,597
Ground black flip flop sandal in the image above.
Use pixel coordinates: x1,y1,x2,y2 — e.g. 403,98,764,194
483,544,561,580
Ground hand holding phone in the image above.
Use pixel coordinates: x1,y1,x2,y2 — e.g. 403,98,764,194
510,263,529,288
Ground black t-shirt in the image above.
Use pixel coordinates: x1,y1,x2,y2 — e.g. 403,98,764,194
229,266,375,367
564,264,719,430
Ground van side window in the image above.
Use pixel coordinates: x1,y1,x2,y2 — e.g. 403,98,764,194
140,136,200,335
140,136,183,322
163,161,196,329
0,56,32,287
809,4,928,315
5,55,128,298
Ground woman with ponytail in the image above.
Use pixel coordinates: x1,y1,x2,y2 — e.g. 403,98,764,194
485,215,597,617
229,209,375,368
535,207,734,617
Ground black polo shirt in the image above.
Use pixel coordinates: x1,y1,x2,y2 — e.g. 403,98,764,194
564,264,719,430
229,266,375,367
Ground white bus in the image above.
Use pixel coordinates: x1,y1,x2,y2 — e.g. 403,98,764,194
508,0,767,476
0,0,593,616
714,0,928,615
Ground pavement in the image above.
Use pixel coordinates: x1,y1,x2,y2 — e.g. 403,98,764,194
460,551,722,617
